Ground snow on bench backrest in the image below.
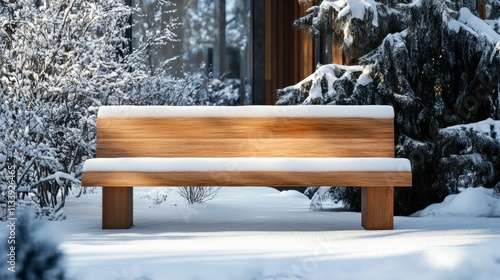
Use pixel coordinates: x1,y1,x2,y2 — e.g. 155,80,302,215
98,105,394,119
95,105,395,158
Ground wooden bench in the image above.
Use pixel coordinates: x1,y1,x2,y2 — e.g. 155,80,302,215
82,105,412,230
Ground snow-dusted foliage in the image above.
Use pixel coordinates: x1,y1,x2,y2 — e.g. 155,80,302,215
132,73,240,106
0,0,238,220
283,0,500,214
295,0,406,64
0,212,66,280
0,0,152,220
437,119,500,193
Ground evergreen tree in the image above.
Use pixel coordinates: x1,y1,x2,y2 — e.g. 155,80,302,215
279,0,500,214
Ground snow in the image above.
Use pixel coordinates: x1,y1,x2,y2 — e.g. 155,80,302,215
322,0,379,27
287,65,369,103
83,157,412,172
405,0,423,8
98,105,395,119
414,187,500,218
444,117,500,138
448,8,500,45
457,8,500,44
356,66,373,86
319,0,382,46
10,186,499,280
33,171,81,186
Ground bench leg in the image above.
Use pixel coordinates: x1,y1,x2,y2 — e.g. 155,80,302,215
102,187,133,229
361,187,394,230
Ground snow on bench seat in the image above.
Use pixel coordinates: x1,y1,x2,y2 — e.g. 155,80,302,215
82,157,412,188
83,157,411,173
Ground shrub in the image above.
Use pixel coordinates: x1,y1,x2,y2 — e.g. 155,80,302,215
1,212,66,280
177,187,221,204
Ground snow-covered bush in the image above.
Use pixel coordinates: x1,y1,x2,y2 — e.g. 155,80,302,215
0,0,238,220
0,212,66,280
0,0,241,220
283,0,500,215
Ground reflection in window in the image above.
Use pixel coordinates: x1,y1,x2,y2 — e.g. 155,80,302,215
133,0,251,104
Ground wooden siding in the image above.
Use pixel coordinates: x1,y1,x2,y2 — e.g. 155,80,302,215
265,1,313,104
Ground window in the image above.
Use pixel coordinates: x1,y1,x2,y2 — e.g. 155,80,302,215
133,0,252,104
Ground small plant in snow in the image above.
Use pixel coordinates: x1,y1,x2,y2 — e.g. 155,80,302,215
140,187,169,208
177,186,221,204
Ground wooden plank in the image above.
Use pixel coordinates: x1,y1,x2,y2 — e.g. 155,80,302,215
361,187,394,230
82,171,412,187
96,138,394,158
102,187,133,229
96,117,394,158
477,1,487,19
296,3,314,81
97,117,394,140
333,40,343,65
282,0,291,103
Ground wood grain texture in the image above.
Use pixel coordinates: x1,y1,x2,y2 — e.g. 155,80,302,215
265,1,313,103
361,187,394,230
97,117,393,139
97,139,394,158
96,117,394,158
82,171,412,188
102,187,133,229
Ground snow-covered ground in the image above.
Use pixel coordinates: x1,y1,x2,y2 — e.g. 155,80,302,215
19,187,500,279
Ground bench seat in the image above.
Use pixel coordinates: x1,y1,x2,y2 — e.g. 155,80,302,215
82,157,411,187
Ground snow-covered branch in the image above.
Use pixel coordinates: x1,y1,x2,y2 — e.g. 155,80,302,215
31,172,81,188
0,0,180,218
286,0,500,215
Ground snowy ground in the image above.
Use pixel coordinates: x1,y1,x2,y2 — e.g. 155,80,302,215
22,187,500,279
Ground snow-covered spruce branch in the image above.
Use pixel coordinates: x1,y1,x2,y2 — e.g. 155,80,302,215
287,0,500,215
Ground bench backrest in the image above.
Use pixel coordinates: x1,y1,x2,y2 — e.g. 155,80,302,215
96,105,395,158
